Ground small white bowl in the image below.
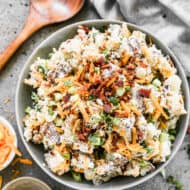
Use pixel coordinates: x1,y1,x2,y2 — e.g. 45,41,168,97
2,177,52,190
0,116,17,171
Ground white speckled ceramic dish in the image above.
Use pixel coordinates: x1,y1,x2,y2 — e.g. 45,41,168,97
0,116,17,171
15,20,190,190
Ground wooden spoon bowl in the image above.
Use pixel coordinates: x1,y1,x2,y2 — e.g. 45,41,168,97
0,0,84,70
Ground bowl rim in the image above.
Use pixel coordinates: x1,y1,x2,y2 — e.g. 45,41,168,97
0,116,17,171
15,19,190,190
2,176,52,190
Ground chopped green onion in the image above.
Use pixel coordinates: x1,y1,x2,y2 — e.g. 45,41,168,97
159,133,169,142
70,94,79,102
147,115,154,123
31,92,38,102
37,65,46,77
25,106,32,114
54,93,63,101
89,114,102,124
160,168,166,179
48,100,56,106
116,87,125,97
55,118,63,126
139,160,150,167
169,129,177,136
88,135,104,146
108,96,119,106
48,109,54,116
152,78,161,87
71,171,82,182
125,85,131,92
48,52,53,58
144,146,153,154
88,94,96,101
68,87,77,94
103,48,109,61
167,176,184,190
94,67,100,74
111,117,121,126
169,135,175,142
64,80,73,87
62,152,71,160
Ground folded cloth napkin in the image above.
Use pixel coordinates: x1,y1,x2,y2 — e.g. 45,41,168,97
92,0,190,76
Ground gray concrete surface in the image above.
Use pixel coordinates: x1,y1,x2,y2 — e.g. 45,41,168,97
0,0,190,189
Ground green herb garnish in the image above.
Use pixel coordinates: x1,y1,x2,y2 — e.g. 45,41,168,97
103,48,109,61
37,65,46,77
169,129,177,136
108,96,119,106
62,152,71,160
71,171,82,182
54,93,63,101
31,92,38,102
116,87,125,97
139,161,150,167
88,134,105,146
88,94,96,101
94,67,100,74
111,117,121,126
167,176,184,190
125,85,131,92
25,106,32,114
55,118,63,126
152,78,161,87
48,52,53,58
64,80,73,87
48,109,54,115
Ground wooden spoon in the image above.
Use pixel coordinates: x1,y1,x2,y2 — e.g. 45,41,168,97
0,0,84,70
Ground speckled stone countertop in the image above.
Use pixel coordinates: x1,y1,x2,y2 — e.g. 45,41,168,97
0,0,190,190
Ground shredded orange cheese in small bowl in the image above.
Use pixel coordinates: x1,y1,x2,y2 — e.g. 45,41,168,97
0,116,21,171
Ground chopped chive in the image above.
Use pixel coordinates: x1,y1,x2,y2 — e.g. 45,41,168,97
88,94,96,101
116,87,125,97
25,106,32,114
62,152,70,160
54,93,63,101
64,80,73,87
125,85,131,92
108,96,119,106
88,135,104,146
55,118,63,126
103,48,109,61
71,171,82,182
48,109,54,115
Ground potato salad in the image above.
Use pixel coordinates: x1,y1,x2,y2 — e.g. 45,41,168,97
23,24,186,185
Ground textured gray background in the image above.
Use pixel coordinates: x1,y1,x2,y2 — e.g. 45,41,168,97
0,0,190,189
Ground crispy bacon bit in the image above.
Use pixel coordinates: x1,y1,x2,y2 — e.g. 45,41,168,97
78,133,86,141
63,94,71,103
138,88,151,98
139,61,148,68
94,56,105,66
115,81,124,87
78,25,90,33
137,129,144,142
103,104,112,113
101,64,110,69
187,124,190,135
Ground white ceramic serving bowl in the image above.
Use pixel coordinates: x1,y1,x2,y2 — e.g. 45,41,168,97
15,20,190,190
0,116,17,171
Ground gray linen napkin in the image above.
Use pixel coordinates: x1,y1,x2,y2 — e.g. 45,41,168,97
92,0,190,76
